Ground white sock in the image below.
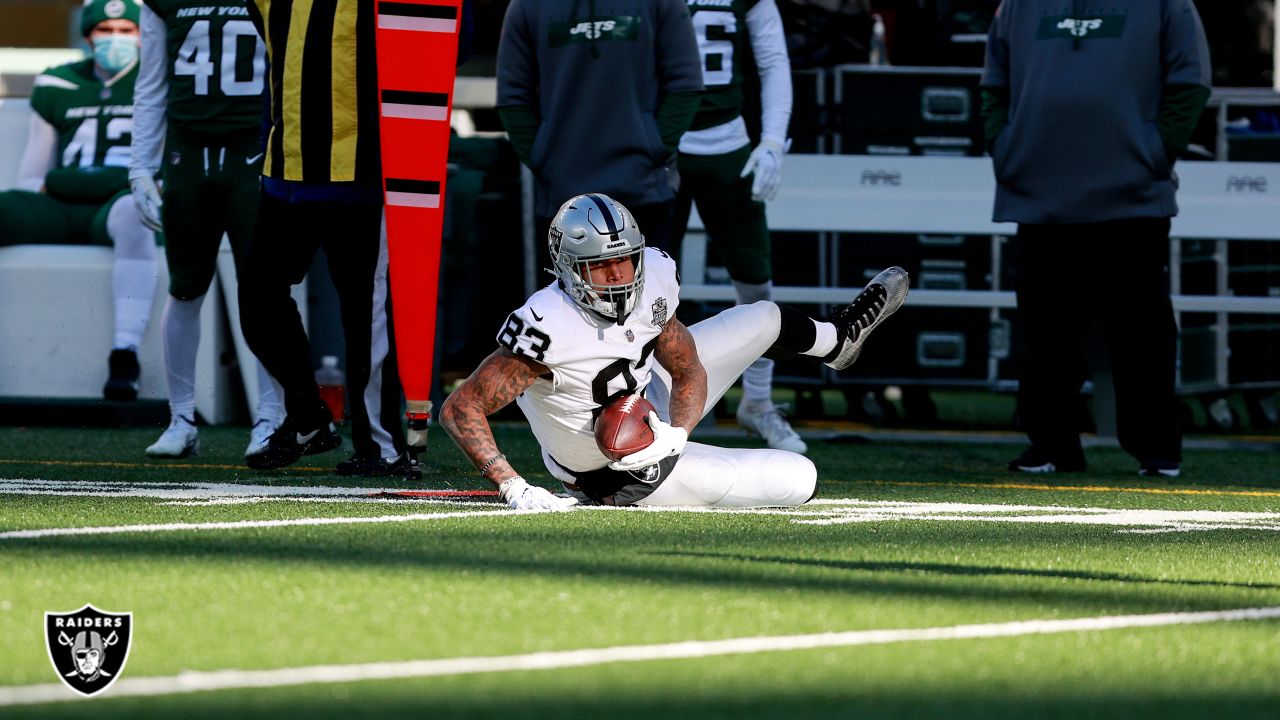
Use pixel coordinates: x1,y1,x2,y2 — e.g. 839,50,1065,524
741,358,775,404
806,320,839,358
111,259,157,350
255,361,284,426
106,197,158,350
162,294,204,420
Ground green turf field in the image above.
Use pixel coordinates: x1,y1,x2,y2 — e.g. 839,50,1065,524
1,422,1278,718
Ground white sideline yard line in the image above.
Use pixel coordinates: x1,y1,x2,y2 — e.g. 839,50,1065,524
6,499,1280,539
2,606,1278,706
5,479,1280,536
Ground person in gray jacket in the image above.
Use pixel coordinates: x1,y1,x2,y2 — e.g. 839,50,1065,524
496,0,704,252
981,0,1211,478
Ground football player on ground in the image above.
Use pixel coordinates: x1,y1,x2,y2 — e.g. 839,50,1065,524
440,194,909,510
128,0,285,458
0,0,158,401
672,0,803,453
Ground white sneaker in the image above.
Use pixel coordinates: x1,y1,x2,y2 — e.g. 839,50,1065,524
736,400,808,454
146,416,199,458
244,418,278,459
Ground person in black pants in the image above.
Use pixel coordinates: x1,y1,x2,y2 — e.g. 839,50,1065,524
1010,221,1181,475
982,0,1211,477
238,0,419,475
240,193,411,475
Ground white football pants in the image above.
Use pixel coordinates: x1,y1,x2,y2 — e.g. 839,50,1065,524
641,302,817,507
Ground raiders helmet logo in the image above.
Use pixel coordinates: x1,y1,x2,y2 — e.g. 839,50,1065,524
45,604,133,697
548,226,563,259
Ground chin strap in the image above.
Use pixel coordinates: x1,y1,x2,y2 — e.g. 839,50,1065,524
614,295,626,325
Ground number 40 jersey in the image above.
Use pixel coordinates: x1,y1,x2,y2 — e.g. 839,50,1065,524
497,248,682,473
143,0,266,135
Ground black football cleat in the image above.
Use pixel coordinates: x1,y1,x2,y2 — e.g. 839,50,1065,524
103,348,141,401
246,407,342,470
1007,448,1086,474
824,267,910,370
335,452,422,481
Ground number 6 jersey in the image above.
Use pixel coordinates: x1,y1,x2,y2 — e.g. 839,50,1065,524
498,248,681,472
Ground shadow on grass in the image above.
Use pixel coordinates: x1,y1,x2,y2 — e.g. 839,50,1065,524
8,684,1280,720
649,550,1280,591
7,520,1280,612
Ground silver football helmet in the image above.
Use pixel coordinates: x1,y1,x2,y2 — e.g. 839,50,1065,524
549,193,645,325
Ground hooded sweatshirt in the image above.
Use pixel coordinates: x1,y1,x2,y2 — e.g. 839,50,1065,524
981,0,1211,224
497,0,704,217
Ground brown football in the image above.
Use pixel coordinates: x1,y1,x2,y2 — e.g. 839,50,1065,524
594,394,657,462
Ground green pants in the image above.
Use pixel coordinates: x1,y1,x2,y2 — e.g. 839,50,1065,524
161,130,262,300
673,144,772,285
0,189,127,247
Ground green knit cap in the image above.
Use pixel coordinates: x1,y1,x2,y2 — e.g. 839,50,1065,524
80,0,141,36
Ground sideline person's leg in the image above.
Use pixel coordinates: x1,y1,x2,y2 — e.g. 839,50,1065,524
221,138,285,457
96,191,158,401
240,193,341,470
322,204,408,466
0,190,90,245
1008,225,1090,472
145,143,229,457
1104,218,1181,475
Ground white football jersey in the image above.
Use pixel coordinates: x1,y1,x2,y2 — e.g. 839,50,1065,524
497,248,681,472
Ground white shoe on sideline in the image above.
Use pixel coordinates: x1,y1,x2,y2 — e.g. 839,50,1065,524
245,417,278,459
736,400,808,454
146,416,198,458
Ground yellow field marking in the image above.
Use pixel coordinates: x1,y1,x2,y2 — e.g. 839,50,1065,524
870,479,1280,499
0,458,329,473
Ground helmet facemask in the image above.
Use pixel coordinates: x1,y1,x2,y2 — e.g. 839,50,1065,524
549,194,645,325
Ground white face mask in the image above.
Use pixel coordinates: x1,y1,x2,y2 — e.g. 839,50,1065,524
91,34,139,73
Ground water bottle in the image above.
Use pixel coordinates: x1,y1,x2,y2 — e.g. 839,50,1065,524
870,14,888,66
315,355,346,423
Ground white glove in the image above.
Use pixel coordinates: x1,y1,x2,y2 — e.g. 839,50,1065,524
608,411,688,472
499,476,578,511
739,138,786,202
128,173,164,232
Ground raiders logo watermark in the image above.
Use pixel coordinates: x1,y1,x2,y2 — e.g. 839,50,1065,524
45,604,133,697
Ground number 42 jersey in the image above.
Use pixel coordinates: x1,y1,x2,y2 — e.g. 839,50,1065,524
143,0,266,135
496,248,682,472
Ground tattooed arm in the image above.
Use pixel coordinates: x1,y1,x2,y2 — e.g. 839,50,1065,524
653,317,708,435
439,347,546,487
